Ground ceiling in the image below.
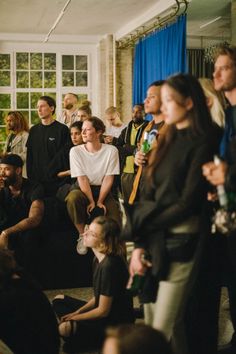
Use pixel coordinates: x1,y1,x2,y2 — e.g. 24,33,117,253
0,0,232,43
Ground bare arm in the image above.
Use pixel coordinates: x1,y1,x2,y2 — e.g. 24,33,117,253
97,175,114,213
77,175,95,212
57,170,71,178
61,297,96,322
2,199,44,238
62,295,112,322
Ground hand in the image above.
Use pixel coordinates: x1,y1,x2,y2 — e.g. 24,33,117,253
0,230,9,249
87,201,95,215
134,150,148,166
202,161,228,186
61,310,80,322
129,248,151,277
96,201,107,215
104,135,113,144
207,192,218,202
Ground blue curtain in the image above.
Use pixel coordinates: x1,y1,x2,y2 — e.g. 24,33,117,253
133,15,187,106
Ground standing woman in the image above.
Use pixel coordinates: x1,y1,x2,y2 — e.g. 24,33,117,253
128,73,218,354
4,111,29,178
77,101,92,121
104,106,126,141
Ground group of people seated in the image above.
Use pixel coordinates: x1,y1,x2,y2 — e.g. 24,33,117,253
0,44,236,354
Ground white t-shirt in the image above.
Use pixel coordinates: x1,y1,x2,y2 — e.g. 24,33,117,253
70,144,120,185
106,124,126,138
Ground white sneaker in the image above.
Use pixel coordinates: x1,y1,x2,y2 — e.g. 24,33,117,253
76,236,88,255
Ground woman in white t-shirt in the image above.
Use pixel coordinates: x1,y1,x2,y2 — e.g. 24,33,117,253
104,107,126,143
66,117,121,249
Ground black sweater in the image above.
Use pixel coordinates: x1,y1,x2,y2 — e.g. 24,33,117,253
130,128,219,243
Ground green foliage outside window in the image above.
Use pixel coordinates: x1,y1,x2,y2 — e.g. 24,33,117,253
62,55,88,87
0,94,11,109
0,54,11,87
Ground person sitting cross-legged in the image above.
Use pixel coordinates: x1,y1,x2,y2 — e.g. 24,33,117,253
52,216,134,353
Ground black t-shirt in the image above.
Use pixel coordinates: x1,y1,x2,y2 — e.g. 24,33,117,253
0,178,44,230
93,255,134,325
6,133,16,152
0,273,59,354
26,120,70,184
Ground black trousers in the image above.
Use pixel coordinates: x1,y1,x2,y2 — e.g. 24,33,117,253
186,232,236,354
52,296,107,352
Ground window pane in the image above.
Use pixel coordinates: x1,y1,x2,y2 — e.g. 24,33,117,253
30,71,42,88
44,53,56,70
0,71,10,86
31,110,40,125
0,111,8,125
76,72,87,86
30,53,42,70
0,54,10,70
0,94,11,109
44,71,56,88
30,92,43,109
77,94,88,106
16,71,29,88
62,55,74,70
76,55,87,70
17,93,29,109
62,72,74,86
16,53,29,70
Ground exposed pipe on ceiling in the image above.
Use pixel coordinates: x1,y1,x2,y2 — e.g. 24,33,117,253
44,0,72,43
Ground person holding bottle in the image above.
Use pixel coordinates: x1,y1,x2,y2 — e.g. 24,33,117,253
127,73,218,354
202,45,236,354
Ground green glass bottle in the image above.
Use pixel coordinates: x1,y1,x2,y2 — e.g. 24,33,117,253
141,131,150,153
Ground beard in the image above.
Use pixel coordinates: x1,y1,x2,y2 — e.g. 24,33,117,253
65,103,73,110
133,117,144,125
4,174,17,187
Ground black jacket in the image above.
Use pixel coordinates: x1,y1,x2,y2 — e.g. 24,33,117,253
112,120,149,172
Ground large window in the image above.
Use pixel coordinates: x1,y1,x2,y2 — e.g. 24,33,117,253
0,51,90,151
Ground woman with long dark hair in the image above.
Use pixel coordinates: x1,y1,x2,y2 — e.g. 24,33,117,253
128,73,219,354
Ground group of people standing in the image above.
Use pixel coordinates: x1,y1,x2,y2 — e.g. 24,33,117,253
0,44,236,354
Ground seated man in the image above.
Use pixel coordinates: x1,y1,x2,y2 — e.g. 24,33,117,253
0,154,44,250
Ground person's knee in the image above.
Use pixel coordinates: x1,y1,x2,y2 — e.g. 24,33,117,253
59,321,77,337
66,190,81,205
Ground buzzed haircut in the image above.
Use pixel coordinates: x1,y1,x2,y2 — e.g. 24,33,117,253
148,80,165,88
66,93,78,101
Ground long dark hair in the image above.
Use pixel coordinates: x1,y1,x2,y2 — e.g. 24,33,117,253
146,73,213,180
